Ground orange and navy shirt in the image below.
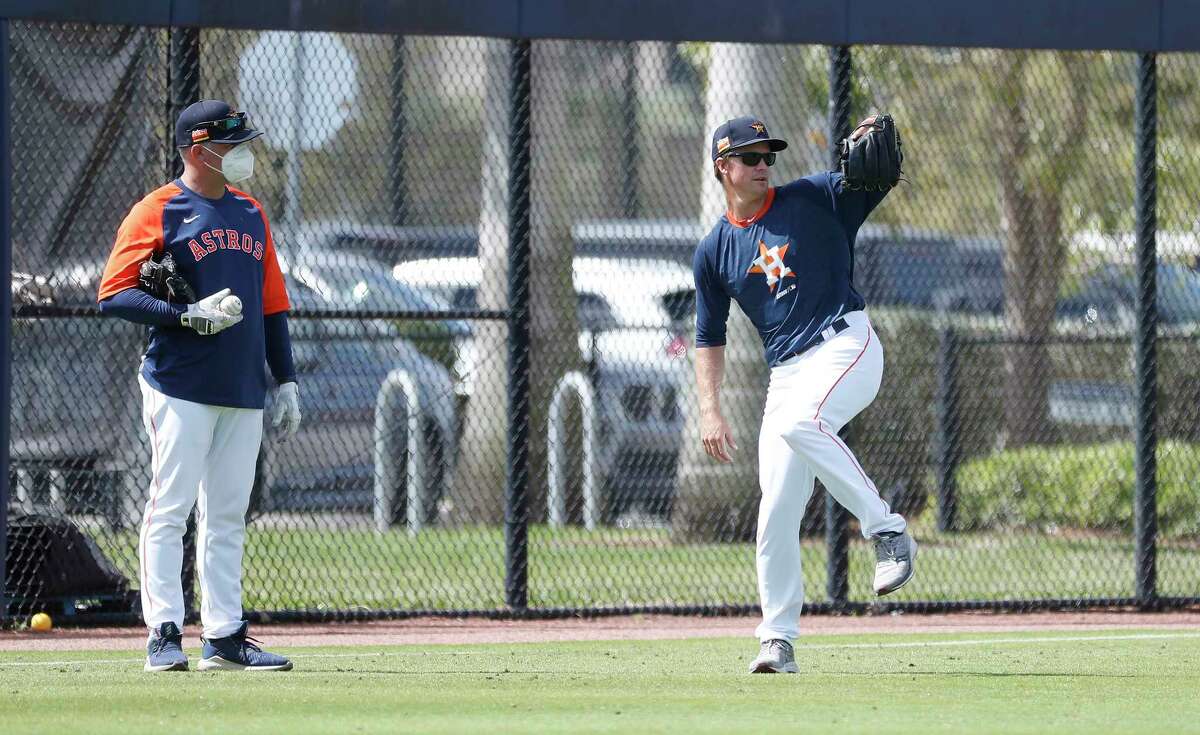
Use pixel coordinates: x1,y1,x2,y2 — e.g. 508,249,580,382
692,172,887,366
98,180,289,409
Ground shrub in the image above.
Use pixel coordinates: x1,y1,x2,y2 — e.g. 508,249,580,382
954,441,1200,538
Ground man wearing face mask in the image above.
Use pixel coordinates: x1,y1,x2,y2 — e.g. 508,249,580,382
97,99,299,672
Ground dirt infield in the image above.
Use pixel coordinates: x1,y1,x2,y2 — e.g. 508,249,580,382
3,610,1199,652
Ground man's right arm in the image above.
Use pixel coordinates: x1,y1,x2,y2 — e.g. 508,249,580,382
693,239,736,463
696,345,736,463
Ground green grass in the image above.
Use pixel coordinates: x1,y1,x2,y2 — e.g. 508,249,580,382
91,516,1200,611
2,629,1199,733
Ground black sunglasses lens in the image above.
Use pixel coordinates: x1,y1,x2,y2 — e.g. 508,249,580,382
734,152,775,166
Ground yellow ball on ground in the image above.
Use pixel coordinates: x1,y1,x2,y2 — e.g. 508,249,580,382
30,612,52,632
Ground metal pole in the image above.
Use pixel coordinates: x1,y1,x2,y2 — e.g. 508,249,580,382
934,326,960,531
168,27,200,179
389,35,407,226
620,42,638,219
825,45,852,607
168,26,201,620
504,39,532,612
0,18,12,622
1134,52,1158,607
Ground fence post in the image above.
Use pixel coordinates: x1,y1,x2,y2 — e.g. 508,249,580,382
934,326,960,531
1,17,11,623
167,25,201,620
389,35,407,226
1134,52,1158,608
505,38,532,612
825,44,852,607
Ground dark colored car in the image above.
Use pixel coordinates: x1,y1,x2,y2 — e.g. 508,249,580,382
1058,263,1200,330
10,260,457,526
854,227,1005,315
260,275,457,516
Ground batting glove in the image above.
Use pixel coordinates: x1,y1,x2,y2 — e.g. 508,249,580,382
271,381,302,441
181,287,243,336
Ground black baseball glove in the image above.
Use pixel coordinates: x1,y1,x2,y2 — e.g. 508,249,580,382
838,114,904,192
138,252,197,304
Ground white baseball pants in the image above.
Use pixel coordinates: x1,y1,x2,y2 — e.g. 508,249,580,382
137,375,263,639
754,310,906,643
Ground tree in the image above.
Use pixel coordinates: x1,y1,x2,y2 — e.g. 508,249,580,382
992,51,1091,447
449,40,513,522
450,41,587,524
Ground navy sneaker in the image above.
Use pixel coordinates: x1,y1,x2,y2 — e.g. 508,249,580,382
145,621,188,672
198,621,293,671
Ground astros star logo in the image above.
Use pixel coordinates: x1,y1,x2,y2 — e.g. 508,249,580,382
750,122,766,134
747,241,794,292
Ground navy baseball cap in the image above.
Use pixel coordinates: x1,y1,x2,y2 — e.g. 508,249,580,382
711,116,788,161
175,99,263,148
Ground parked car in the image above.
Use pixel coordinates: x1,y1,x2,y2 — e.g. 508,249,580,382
570,218,704,266
9,262,147,527
392,255,695,520
11,259,457,523
855,226,1006,315
1057,262,1200,332
276,248,471,382
261,274,457,516
1047,262,1200,429
273,221,478,265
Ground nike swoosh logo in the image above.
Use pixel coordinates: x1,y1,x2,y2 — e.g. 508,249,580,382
183,214,200,224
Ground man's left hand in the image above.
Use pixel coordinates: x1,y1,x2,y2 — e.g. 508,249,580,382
271,382,302,440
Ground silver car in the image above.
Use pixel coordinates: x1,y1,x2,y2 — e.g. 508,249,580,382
392,255,695,520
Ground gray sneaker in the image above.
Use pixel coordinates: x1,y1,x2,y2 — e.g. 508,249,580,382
748,639,798,674
873,530,918,596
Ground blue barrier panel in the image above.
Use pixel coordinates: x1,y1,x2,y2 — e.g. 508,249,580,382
0,0,1196,51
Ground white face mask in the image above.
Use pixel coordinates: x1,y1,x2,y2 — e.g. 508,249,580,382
202,144,255,183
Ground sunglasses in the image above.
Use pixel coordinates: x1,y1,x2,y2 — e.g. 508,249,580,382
725,151,776,167
189,112,250,142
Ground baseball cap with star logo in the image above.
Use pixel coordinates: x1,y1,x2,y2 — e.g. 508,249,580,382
711,116,789,161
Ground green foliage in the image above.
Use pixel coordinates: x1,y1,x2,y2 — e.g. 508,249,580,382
955,441,1200,537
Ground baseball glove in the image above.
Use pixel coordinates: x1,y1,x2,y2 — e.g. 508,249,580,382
138,252,197,304
838,114,904,192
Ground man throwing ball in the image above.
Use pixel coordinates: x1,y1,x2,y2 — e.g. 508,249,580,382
692,115,916,674
98,100,300,672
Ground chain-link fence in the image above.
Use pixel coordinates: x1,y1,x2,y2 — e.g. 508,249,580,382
4,23,1199,623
